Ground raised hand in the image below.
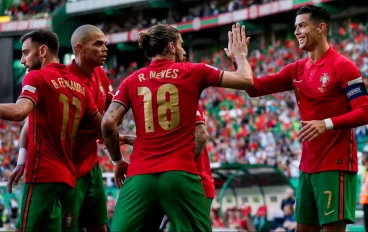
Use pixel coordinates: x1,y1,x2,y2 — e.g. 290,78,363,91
224,23,250,61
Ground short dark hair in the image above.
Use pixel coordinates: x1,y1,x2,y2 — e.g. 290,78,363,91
20,29,60,55
297,5,331,33
138,24,180,58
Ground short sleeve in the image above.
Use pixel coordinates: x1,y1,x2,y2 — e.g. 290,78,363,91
112,78,131,109
192,63,223,89
84,88,99,118
196,104,205,125
18,71,41,106
338,58,367,102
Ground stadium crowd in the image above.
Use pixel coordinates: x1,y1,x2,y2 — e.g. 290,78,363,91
96,0,277,34
1,20,368,184
3,0,64,21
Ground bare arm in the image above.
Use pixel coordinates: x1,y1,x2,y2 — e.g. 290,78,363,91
194,123,209,159
101,102,127,162
0,98,34,121
20,118,29,149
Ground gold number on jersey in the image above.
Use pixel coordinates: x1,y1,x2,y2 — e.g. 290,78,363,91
138,84,180,132
59,94,81,142
138,87,154,132
324,190,332,209
157,84,180,130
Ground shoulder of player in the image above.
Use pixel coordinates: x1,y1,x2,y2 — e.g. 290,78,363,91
333,52,357,68
23,69,44,83
93,66,111,84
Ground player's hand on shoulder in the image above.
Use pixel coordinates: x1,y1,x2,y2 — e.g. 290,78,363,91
299,120,327,142
113,161,129,189
7,164,25,194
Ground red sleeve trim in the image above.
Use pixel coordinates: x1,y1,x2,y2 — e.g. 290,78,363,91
112,100,129,110
196,121,205,125
218,71,224,87
18,96,36,107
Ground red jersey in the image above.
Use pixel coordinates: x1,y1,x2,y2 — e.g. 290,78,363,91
247,48,368,173
196,105,215,198
113,59,222,177
19,63,98,187
68,60,113,178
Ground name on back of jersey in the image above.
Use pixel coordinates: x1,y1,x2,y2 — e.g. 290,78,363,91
51,78,86,96
138,69,179,82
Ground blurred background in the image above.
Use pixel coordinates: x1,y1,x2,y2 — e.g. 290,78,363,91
0,0,368,231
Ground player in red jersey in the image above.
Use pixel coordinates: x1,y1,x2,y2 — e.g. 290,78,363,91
163,104,215,231
8,25,130,232
101,23,253,231
225,5,368,232
0,29,102,232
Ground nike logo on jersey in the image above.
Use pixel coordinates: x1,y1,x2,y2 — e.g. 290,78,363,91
325,210,335,216
293,79,303,83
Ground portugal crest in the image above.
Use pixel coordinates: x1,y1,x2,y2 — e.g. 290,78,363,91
318,73,330,92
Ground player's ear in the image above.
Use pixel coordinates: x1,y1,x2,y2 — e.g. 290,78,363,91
317,22,325,34
39,45,48,58
168,42,175,54
75,43,83,55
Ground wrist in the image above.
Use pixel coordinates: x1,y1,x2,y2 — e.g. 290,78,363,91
324,118,334,130
111,157,125,166
235,53,247,59
17,148,27,165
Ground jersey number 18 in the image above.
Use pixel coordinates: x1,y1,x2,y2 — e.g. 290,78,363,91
138,83,180,132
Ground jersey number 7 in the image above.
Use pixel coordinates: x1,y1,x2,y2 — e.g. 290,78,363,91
138,83,180,132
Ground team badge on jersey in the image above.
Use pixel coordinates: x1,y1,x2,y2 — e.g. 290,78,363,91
65,213,74,227
99,85,105,96
318,73,330,92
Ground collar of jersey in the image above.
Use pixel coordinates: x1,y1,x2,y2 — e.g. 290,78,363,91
68,59,96,83
45,62,66,69
306,47,335,69
150,58,174,67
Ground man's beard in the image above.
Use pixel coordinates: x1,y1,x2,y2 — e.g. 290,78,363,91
30,58,42,71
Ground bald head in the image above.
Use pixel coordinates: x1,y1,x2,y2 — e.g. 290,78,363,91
71,24,104,53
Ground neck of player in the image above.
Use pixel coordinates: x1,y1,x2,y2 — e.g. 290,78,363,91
74,57,95,78
151,53,175,62
42,57,59,68
308,38,329,63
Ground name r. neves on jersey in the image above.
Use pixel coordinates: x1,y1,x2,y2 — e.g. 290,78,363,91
138,69,179,82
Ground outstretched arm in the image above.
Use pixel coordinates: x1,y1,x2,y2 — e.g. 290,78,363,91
0,98,34,121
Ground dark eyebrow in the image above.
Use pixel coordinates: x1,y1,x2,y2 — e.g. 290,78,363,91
295,22,307,27
94,39,107,45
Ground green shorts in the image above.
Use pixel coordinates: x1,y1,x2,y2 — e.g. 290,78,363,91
72,163,109,229
15,182,78,232
167,197,213,232
295,171,357,226
111,171,211,232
